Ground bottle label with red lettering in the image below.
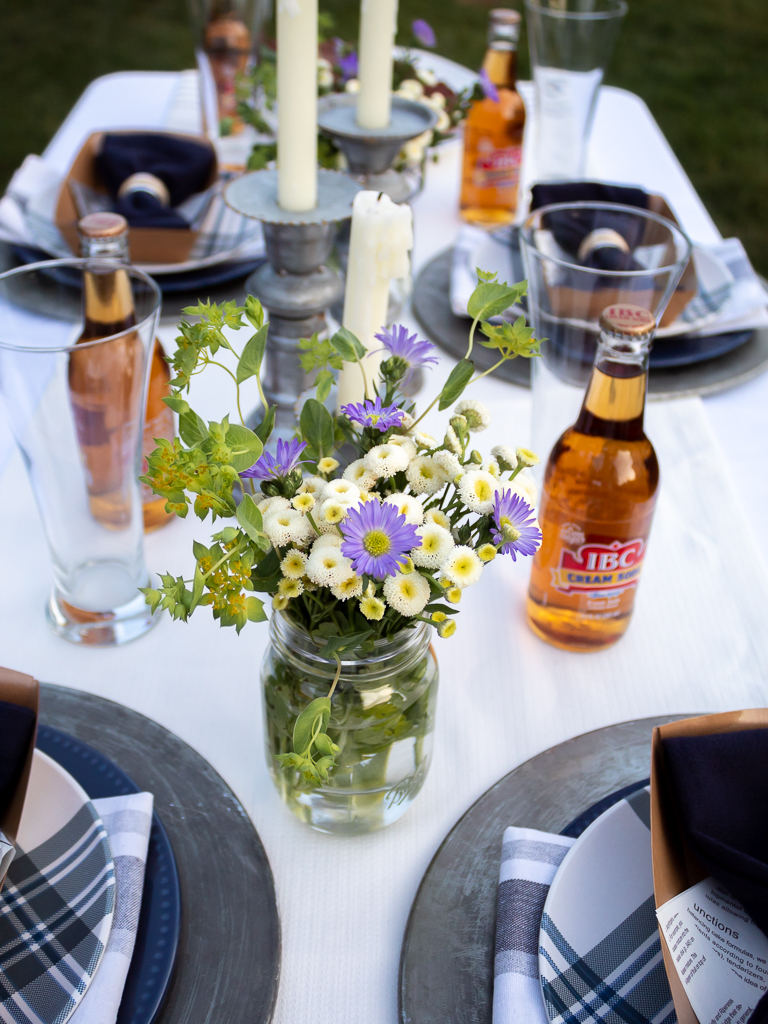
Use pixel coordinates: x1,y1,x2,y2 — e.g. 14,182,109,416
551,539,646,594
472,143,522,190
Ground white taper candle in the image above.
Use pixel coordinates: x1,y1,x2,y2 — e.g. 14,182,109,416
356,0,399,130
336,191,413,409
277,0,317,211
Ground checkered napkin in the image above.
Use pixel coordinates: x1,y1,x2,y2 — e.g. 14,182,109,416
0,804,116,1024
70,793,154,1024
493,827,575,1024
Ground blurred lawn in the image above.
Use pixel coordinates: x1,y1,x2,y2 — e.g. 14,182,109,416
1,0,765,272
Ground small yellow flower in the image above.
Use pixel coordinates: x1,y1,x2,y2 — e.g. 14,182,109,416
431,611,446,623
437,619,457,638
321,501,346,525
398,555,415,574
446,587,462,604
360,583,385,621
292,492,315,512
281,549,308,579
317,457,340,475
272,594,289,611
278,578,303,598
515,448,540,468
478,543,497,562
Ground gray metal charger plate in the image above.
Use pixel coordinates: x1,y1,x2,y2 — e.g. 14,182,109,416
413,248,768,399
39,683,280,1024
398,713,691,1024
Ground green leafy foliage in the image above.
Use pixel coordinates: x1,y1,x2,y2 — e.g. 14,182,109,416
467,280,527,322
300,398,335,461
319,631,374,659
329,326,366,363
480,316,544,360
438,358,475,410
236,324,268,383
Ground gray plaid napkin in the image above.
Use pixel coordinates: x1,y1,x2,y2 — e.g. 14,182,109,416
70,793,154,1024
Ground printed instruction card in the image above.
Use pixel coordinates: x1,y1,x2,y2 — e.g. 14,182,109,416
657,878,768,1024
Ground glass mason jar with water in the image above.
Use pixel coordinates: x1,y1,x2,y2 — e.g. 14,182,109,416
261,612,439,835
525,0,627,180
0,259,161,645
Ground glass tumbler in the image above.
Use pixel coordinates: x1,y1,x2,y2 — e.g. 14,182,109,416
524,0,627,181
520,202,693,468
0,259,162,646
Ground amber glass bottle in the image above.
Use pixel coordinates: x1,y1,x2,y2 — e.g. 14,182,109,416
526,305,660,652
74,213,174,532
460,9,526,228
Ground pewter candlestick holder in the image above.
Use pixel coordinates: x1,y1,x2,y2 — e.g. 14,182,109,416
225,168,361,443
317,95,438,203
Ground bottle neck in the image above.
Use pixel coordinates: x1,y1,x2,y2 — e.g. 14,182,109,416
482,46,518,89
78,231,136,338
574,332,651,441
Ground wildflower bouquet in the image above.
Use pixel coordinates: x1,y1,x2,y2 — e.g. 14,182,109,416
141,270,542,823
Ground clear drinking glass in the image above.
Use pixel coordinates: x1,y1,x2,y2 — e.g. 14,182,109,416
525,0,627,181
0,259,162,646
262,612,439,835
520,202,693,467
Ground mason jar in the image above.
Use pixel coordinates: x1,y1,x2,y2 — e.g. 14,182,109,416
261,612,439,835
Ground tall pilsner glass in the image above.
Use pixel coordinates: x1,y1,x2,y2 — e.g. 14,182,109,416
520,202,692,471
525,0,627,181
0,259,162,645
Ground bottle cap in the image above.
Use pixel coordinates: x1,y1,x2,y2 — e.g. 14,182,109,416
490,8,521,23
599,304,656,340
78,213,127,238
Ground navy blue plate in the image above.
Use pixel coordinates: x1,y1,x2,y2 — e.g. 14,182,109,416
36,725,181,1024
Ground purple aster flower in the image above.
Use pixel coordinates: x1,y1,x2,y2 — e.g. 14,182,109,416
341,500,420,579
341,396,405,433
479,67,499,103
241,438,309,480
412,19,437,48
491,489,542,561
374,324,438,376
338,50,358,81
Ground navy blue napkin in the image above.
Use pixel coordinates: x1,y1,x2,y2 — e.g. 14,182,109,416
0,699,36,821
95,133,215,229
664,728,768,1024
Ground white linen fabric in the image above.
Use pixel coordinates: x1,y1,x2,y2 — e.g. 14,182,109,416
69,793,153,1024
493,827,575,1024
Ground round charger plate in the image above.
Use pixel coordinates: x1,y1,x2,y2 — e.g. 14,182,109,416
398,714,691,1024
38,683,280,1024
36,725,181,1024
413,249,768,398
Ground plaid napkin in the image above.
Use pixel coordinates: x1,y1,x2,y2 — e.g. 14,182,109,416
70,793,154,1024
493,827,575,1024
1,803,115,1024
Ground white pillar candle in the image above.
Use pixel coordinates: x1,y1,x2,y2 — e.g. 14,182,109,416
356,0,399,129
336,191,413,409
277,0,317,211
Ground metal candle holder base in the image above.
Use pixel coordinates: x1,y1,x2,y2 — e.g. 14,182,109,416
318,95,438,203
225,168,361,442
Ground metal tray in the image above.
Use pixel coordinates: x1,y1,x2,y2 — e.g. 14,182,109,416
398,714,691,1024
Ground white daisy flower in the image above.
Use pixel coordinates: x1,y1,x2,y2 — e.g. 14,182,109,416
424,508,451,529
317,498,349,533
396,77,424,100
383,571,431,617
510,471,538,507
281,549,308,579
399,412,415,430
343,458,378,491
454,399,491,432
444,425,463,455
331,574,363,601
477,543,497,563
383,492,424,526
387,434,417,460
441,545,483,588
437,618,457,638
406,455,447,495
273,594,289,611
432,450,462,480
278,577,304,599
359,584,386,621
305,547,354,587
323,478,361,505
411,430,437,450
364,443,410,477
297,475,326,496
264,508,312,547
312,533,342,551
259,495,291,516
491,444,518,472
458,469,498,515
515,448,540,468
317,457,340,474
484,459,501,480
345,77,360,94
292,492,315,513
358,490,380,504
411,523,455,569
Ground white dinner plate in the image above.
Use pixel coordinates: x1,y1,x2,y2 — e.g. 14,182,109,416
538,787,674,1024
1,750,115,1024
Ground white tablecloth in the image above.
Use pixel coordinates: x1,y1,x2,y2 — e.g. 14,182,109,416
1,72,767,1024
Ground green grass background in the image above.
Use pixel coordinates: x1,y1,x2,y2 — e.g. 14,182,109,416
0,0,765,272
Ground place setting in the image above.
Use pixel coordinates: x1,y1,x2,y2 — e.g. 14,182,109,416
0,1,766,1024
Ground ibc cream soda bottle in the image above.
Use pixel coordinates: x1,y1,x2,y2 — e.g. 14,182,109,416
526,305,660,651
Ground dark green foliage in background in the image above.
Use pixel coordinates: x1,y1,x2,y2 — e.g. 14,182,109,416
0,0,765,272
